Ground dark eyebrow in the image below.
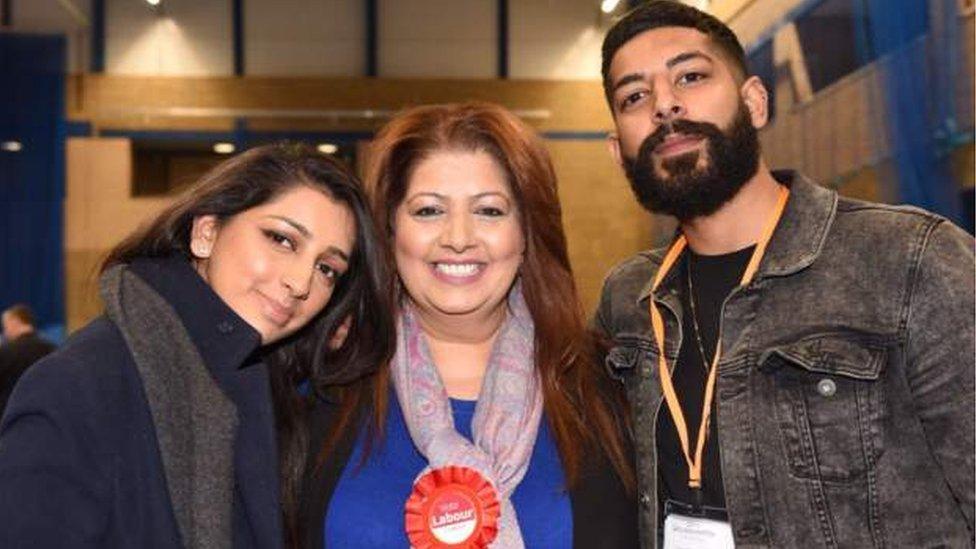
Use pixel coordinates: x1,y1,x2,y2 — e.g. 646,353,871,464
407,191,511,204
267,215,351,263
405,192,446,201
666,50,713,69
267,215,311,238
611,72,647,95
611,50,715,96
473,191,511,201
325,246,350,264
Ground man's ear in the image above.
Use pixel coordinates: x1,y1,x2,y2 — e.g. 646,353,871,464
607,132,624,167
189,215,219,259
740,75,770,130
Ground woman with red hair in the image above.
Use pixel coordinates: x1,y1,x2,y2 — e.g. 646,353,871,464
297,103,636,548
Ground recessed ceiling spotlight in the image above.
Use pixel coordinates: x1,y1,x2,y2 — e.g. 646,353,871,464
145,0,161,6
1,141,23,152
213,142,236,154
317,143,339,155
600,0,622,14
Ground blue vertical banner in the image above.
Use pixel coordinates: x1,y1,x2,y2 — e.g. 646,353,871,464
0,34,66,337
864,0,962,224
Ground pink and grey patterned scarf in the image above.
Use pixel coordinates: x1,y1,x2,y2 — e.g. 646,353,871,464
392,285,543,548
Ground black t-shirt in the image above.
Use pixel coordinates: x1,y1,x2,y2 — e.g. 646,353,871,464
655,244,755,516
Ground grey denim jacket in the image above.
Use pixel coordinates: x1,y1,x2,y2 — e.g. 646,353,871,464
595,172,975,548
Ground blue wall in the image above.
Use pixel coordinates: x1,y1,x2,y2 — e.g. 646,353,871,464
0,33,66,340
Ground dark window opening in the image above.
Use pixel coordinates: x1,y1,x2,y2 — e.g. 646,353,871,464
132,140,224,197
131,138,358,197
794,0,928,93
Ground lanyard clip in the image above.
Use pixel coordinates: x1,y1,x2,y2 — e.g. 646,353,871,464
692,487,704,513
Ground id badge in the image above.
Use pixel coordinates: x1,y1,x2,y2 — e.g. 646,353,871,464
662,499,735,549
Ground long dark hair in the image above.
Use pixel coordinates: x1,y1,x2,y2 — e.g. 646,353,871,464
334,102,633,491
102,142,396,545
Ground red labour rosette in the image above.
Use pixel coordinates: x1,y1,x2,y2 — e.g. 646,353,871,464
404,466,501,548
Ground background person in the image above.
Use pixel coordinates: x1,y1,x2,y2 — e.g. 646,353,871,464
596,2,974,547
0,143,395,549
0,304,56,416
298,102,637,549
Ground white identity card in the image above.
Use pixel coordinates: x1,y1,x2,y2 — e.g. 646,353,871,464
663,512,735,549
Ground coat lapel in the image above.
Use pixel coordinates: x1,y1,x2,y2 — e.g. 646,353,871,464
226,361,284,549
101,267,239,549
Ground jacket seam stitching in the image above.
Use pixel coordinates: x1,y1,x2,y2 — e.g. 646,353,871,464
899,218,943,336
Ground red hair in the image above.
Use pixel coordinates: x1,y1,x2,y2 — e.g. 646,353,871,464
323,102,633,490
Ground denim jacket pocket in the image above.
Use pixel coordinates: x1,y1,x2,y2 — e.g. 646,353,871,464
606,336,657,385
759,335,888,482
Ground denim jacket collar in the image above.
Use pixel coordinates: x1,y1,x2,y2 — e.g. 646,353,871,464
637,170,838,304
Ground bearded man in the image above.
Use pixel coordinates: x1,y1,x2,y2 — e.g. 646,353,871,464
594,2,974,548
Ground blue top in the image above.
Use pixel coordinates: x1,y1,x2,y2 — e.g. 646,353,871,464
325,396,572,548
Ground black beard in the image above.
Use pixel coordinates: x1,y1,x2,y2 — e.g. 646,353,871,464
621,102,760,221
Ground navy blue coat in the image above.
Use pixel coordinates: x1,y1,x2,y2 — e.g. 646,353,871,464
0,331,56,415
0,258,284,548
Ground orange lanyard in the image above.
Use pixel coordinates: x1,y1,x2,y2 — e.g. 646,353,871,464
649,185,789,490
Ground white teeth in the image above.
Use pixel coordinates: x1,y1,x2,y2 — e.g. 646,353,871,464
435,263,480,276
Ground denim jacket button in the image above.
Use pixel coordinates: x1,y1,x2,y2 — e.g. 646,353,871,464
816,378,837,397
639,492,651,508
738,525,765,538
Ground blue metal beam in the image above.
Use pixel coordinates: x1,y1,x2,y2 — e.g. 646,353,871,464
232,0,244,75
233,117,248,148
98,128,376,143
366,0,377,76
91,0,104,72
497,0,508,78
99,128,611,143
67,121,92,137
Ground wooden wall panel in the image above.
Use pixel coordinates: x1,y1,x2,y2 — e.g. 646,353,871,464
547,140,654,314
64,249,106,334
836,165,884,203
68,75,615,134
760,102,805,174
65,138,174,331
951,143,975,189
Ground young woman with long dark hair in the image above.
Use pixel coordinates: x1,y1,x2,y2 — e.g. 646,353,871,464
0,143,395,548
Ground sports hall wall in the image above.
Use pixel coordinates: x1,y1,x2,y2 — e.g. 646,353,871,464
2,0,972,334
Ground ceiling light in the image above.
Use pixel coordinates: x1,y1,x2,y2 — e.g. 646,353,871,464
145,0,161,6
317,143,339,155
213,142,235,154
1,141,23,152
601,0,622,14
